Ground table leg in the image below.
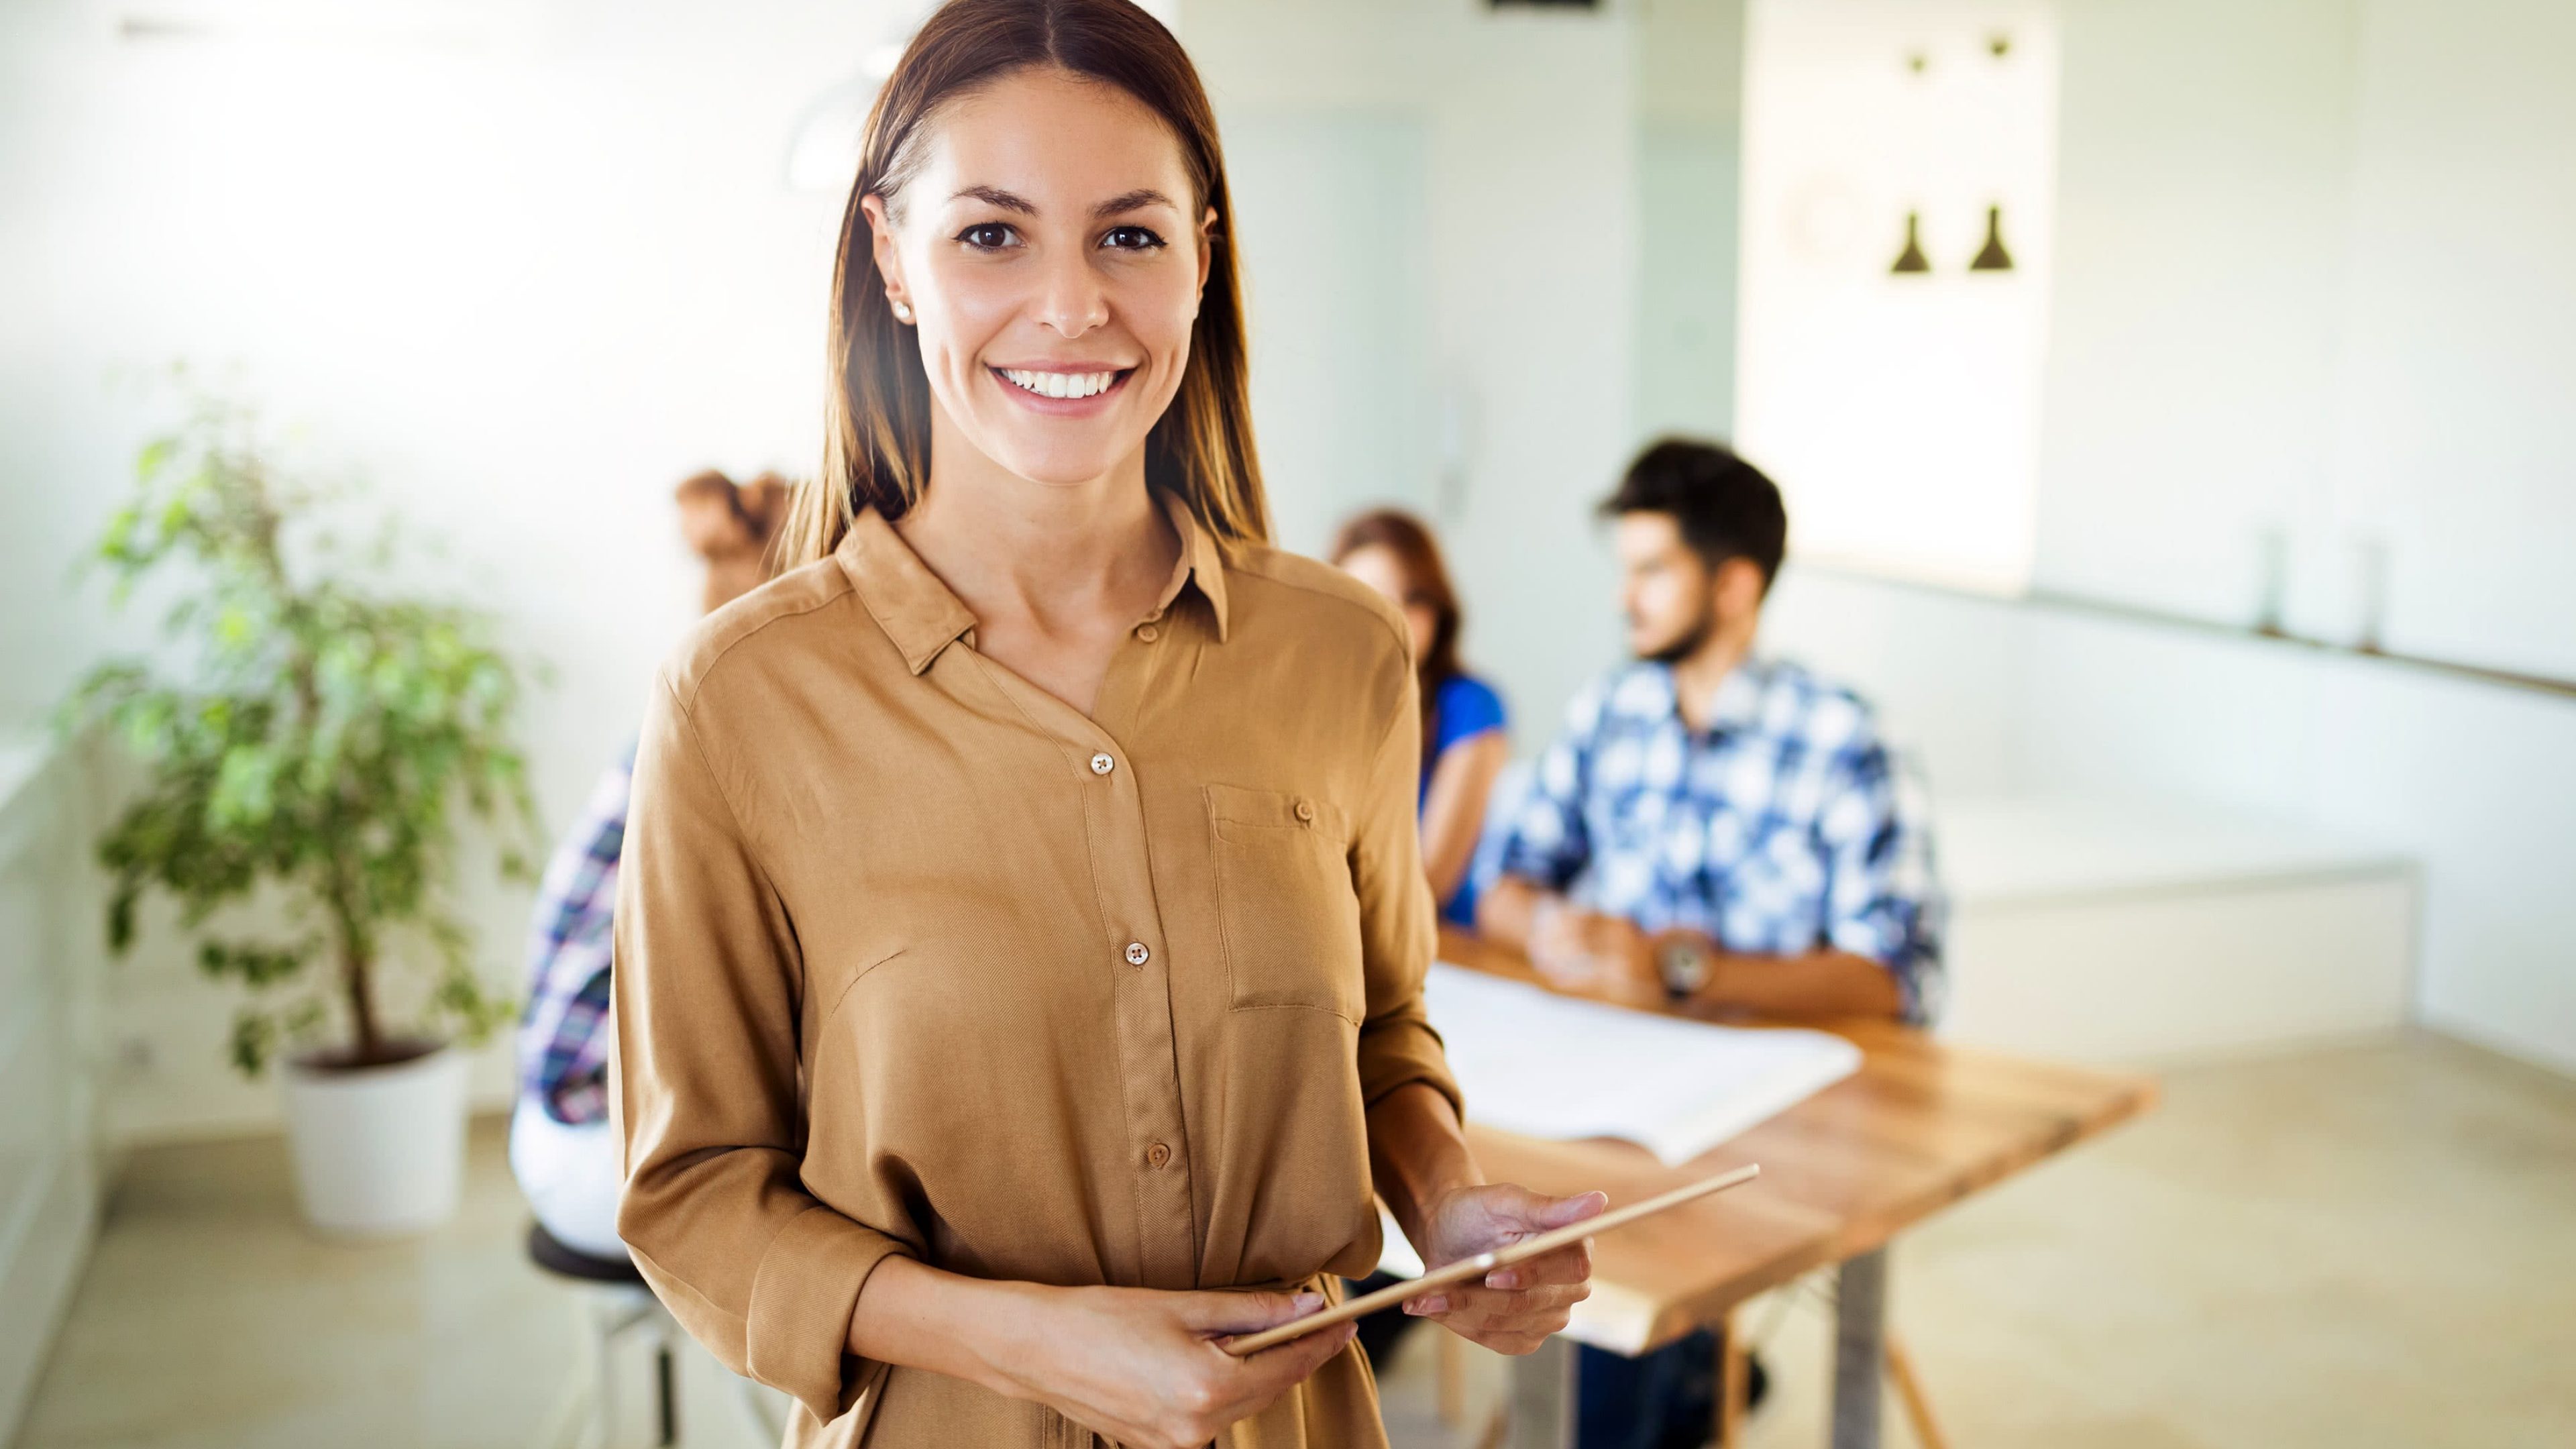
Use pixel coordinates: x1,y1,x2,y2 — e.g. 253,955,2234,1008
1505,1334,1575,1449
1716,1307,1748,1449
1831,1249,1888,1449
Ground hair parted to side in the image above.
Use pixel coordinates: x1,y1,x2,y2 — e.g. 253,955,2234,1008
775,0,1268,571
1599,438,1790,595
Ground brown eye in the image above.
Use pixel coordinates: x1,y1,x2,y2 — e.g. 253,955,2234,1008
1101,225,1165,251
957,223,1017,250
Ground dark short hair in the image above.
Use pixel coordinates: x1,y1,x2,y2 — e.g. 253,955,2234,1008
1597,438,1788,592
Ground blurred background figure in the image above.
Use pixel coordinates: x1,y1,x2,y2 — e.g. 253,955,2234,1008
1480,441,1941,1025
1332,507,1510,927
1476,439,1941,1448
509,470,786,1262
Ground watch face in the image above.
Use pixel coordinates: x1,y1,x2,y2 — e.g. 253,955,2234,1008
1658,938,1710,992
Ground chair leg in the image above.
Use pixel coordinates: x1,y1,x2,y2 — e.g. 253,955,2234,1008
655,1336,677,1446
1885,1334,1948,1449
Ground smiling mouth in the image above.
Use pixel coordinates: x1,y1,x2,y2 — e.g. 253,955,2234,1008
994,366,1132,400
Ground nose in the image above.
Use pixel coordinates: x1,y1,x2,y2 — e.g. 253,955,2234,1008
1034,246,1110,339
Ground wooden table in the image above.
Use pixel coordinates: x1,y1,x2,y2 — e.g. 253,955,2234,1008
1434,928,2158,1449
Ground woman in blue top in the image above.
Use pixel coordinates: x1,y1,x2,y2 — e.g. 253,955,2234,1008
1332,508,1509,926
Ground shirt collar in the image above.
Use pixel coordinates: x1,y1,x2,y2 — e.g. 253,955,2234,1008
1703,657,1770,735
1623,656,1772,738
1152,488,1232,643
836,491,1231,676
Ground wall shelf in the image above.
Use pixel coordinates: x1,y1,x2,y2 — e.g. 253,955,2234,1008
1799,562,2576,704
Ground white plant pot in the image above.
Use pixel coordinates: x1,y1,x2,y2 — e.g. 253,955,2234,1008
280,1040,470,1238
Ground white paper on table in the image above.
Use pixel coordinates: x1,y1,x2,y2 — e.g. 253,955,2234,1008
1421,961,1863,1167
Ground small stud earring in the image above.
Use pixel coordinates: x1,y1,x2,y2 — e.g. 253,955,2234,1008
890,299,915,323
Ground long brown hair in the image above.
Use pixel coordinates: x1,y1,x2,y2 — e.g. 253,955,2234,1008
1330,507,1466,752
777,0,1268,570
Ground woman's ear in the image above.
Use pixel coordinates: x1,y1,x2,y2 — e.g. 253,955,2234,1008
861,193,910,312
1194,205,1218,309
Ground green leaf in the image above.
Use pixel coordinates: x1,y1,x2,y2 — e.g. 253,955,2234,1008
64,374,539,1075
136,435,176,481
227,1008,276,1077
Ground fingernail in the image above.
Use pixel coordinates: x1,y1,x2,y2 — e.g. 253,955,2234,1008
1408,1295,1448,1315
1485,1271,1517,1289
1293,1292,1322,1310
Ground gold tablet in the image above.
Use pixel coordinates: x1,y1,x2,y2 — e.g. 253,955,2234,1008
1222,1163,1760,1356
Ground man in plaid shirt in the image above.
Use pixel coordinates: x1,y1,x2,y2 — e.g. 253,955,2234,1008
507,748,633,1260
518,749,630,1127
507,470,788,1261
1477,439,1945,1449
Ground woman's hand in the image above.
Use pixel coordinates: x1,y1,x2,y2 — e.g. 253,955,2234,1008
1403,1183,1607,1354
990,1283,1356,1449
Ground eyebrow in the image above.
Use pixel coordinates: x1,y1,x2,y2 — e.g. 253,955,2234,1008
948,185,1179,219
1091,189,1177,217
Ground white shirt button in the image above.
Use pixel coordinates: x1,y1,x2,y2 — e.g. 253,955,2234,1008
1090,753,1114,775
1124,941,1150,967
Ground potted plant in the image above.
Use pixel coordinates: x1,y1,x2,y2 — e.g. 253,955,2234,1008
62,387,542,1238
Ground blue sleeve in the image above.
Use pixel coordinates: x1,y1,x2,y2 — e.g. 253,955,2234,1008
1815,722,1947,1027
1431,674,1507,758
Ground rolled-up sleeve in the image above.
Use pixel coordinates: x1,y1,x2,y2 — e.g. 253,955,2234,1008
1815,734,1947,1026
608,672,912,1426
1347,651,1464,1120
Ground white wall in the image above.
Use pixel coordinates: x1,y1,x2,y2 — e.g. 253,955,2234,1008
1760,0,2576,1075
1220,109,1439,552
0,739,106,1442
1633,0,1742,444
0,0,907,1140
2035,0,2361,629
2323,0,2576,683
2036,0,2576,682
1185,0,1641,744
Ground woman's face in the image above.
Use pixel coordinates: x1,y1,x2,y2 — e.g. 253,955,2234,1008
864,67,1215,490
1338,544,1438,664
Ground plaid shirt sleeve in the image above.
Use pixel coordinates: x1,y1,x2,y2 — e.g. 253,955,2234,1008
518,746,634,1125
1495,679,1605,894
1814,725,1947,1026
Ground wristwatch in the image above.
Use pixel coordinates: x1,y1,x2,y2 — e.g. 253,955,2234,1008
1656,933,1714,1000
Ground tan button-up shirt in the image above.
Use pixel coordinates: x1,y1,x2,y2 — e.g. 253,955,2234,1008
610,496,1462,1448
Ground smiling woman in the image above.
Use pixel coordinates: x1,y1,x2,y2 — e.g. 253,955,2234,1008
773,0,1265,569
606,4,1605,1449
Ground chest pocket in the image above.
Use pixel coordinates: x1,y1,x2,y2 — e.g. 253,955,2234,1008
1205,784,1364,1022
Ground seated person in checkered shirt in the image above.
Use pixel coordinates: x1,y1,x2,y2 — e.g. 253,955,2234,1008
1477,439,1945,1449
508,470,786,1261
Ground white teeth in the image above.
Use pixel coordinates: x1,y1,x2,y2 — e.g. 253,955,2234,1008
1002,368,1117,400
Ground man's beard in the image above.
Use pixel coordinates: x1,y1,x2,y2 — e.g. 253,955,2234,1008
1640,601,1717,666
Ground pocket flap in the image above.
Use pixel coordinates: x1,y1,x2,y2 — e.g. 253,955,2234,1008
1205,782,1348,841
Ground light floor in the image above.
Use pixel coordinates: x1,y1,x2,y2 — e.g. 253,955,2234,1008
15,1033,2575,1449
